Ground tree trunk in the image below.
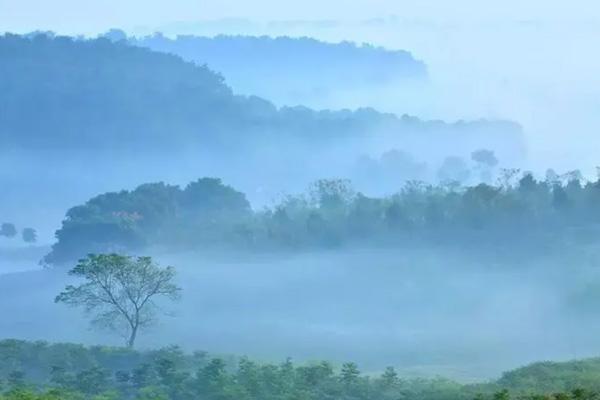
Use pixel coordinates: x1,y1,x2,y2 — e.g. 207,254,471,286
127,325,138,348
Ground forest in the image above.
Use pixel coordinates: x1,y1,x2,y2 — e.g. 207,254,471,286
0,33,524,241
2,340,600,400
45,170,600,265
128,32,427,107
0,33,518,153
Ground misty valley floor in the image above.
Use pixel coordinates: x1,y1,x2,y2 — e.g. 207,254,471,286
1,246,599,382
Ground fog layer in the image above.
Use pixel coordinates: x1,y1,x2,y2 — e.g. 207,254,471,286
2,247,599,382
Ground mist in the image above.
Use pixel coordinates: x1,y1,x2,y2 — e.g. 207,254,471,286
3,2,600,397
3,246,600,382
140,16,600,174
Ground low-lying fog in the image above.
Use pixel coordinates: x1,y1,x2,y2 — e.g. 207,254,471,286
2,246,600,382
148,16,600,173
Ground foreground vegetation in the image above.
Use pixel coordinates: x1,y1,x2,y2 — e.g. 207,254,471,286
2,340,600,400
47,170,600,264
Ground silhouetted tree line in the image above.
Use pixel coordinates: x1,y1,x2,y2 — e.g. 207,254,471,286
45,170,600,264
128,32,427,106
131,32,428,83
3,340,600,400
0,33,522,157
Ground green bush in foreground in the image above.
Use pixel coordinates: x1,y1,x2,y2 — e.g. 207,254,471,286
3,340,600,400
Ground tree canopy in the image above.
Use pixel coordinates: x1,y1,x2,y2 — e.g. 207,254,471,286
0,223,17,238
45,170,600,265
55,254,181,347
2,340,600,400
21,228,37,244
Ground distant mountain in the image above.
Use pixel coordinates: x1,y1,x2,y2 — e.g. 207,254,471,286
0,33,525,240
0,33,520,154
127,33,428,107
0,33,234,150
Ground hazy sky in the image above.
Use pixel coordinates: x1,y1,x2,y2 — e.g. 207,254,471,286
1,0,599,34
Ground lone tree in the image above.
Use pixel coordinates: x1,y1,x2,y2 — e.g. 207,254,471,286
22,228,37,243
55,254,181,348
0,223,17,238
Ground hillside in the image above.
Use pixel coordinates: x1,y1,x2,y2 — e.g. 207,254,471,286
0,33,525,242
495,358,600,392
129,33,427,107
0,33,521,154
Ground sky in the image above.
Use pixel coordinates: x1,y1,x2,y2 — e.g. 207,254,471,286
1,0,599,35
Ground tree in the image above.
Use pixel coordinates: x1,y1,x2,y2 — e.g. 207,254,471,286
55,254,181,348
22,228,37,244
102,29,128,42
493,389,510,400
380,366,399,387
309,179,356,212
471,149,499,183
471,149,499,168
340,362,360,385
0,223,17,238
437,156,471,184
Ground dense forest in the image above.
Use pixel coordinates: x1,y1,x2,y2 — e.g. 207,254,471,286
2,340,600,400
0,33,522,154
0,33,525,241
127,32,427,106
43,170,600,265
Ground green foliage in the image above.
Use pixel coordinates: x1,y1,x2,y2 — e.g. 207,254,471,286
495,359,600,393
46,179,250,264
55,255,181,347
46,172,600,265
3,341,600,400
